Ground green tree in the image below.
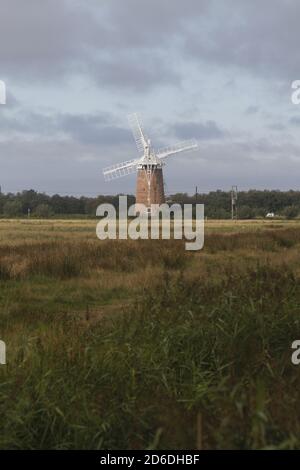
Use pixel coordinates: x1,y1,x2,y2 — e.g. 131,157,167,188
3,200,23,217
34,204,53,218
282,206,299,219
239,205,255,219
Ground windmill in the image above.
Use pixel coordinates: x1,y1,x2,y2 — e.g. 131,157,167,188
103,113,198,214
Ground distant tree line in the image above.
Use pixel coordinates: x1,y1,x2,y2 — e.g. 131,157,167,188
0,190,135,218
169,190,300,219
1,189,300,219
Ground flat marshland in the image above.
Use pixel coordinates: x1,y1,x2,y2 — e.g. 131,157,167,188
1,219,300,449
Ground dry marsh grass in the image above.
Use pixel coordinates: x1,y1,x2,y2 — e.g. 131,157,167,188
0,219,300,448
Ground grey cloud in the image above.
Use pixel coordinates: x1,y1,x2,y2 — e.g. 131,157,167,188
289,116,300,126
245,106,259,115
163,137,300,193
0,111,58,135
1,131,300,195
90,54,181,92
0,0,97,78
172,120,225,140
267,123,286,131
59,114,131,146
3,0,297,92
0,0,196,91
1,0,300,194
184,0,300,81
99,0,209,48
0,107,133,147
4,91,20,109
1,0,299,90
0,136,138,195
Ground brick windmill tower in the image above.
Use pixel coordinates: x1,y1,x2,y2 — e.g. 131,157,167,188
103,114,198,214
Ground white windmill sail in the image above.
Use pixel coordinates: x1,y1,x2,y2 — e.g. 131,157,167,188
103,158,141,181
128,113,148,154
156,139,198,161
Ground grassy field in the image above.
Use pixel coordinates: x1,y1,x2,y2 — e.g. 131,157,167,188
1,218,300,449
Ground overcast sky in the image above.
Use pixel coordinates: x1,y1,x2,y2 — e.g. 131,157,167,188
0,0,300,195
